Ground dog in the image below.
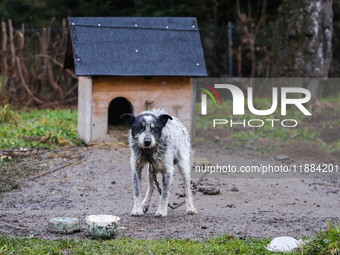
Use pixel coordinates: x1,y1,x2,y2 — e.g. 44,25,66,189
121,109,197,217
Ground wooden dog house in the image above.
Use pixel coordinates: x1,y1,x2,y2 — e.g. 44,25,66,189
64,17,207,144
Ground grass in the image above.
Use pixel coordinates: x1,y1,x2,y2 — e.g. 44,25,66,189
0,106,80,193
301,223,340,255
0,223,339,254
0,106,79,151
195,96,340,152
0,235,268,255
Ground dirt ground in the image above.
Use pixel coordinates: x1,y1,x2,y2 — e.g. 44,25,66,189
0,132,339,241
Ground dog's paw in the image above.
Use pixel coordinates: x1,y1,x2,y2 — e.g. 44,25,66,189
155,210,167,218
131,208,144,217
186,208,197,215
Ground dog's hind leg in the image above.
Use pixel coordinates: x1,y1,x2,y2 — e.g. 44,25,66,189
155,169,173,217
178,158,197,215
142,163,154,213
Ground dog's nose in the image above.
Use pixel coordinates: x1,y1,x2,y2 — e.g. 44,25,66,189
144,137,152,147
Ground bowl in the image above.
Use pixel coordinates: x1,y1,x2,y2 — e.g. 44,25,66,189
47,217,80,234
86,215,120,239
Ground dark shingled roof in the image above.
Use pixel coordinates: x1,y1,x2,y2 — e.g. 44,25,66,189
64,17,207,76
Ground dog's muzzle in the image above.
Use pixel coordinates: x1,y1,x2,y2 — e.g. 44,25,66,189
144,136,152,147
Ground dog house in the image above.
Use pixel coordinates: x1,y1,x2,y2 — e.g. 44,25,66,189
64,17,207,144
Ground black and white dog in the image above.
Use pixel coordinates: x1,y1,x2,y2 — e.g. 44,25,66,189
121,109,197,217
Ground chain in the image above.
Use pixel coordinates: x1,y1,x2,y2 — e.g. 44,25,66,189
148,161,185,210
168,200,185,210
149,162,162,195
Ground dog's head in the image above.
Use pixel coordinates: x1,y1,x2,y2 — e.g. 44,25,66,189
120,113,172,149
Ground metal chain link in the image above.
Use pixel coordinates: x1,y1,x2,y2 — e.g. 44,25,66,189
149,162,162,195
149,161,185,210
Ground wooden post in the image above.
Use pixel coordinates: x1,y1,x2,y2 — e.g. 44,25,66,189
18,23,27,78
61,18,67,44
190,78,196,141
1,21,7,98
41,27,47,75
46,27,51,50
78,76,93,144
8,19,15,67
41,27,64,99
16,30,26,81
19,23,25,60
21,23,25,37
17,27,24,59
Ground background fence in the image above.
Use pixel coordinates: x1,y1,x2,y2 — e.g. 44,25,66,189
0,19,77,108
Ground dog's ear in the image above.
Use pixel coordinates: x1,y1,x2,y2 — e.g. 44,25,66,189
120,113,136,127
158,114,173,128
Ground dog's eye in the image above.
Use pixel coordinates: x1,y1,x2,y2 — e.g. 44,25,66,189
139,124,144,130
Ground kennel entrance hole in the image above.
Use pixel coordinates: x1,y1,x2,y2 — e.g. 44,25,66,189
108,97,133,126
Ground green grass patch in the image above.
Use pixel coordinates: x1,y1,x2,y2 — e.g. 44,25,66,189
1,224,339,254
0,106,79,193
322,93,340,104
195,97,340,153
0,106,78,150
322,140,340,154
229,125,319,145
0,234,276,255
302,223,340,254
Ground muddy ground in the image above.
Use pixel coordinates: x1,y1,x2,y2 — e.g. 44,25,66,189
0,132,339,241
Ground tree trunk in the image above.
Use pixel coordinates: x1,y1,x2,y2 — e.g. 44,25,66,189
271,0,333,104
272,0,332,78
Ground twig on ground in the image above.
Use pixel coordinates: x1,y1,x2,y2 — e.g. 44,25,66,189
31,156,84,181
192,172,208,190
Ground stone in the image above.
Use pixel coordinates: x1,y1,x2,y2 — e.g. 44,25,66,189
198,186,220,195
275,155,290,161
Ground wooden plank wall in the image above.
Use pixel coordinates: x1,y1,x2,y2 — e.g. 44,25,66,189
78,76,92,143
90,76,191,142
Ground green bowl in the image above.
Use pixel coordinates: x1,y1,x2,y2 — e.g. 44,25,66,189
47,217,80,234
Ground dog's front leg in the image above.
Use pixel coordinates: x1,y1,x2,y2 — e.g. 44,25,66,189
155,169,173,217
131,161,144,216
142,163,154,213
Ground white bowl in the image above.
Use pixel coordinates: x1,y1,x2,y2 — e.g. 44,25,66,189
86,215,120,239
